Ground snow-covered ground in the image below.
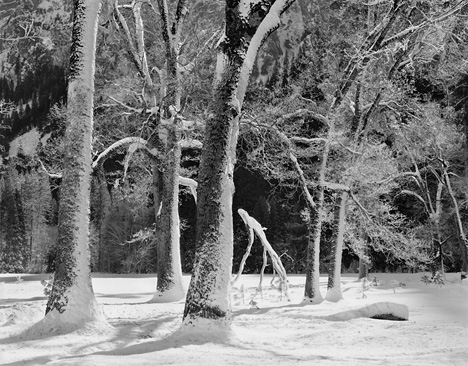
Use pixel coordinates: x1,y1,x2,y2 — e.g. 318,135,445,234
0,272,467,365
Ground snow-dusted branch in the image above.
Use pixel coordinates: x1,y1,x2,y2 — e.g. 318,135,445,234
289,152,316,209
442,167,468,251
236,209,290,299
350,192,372,221
106,95,144,113
179,139,202,149
236,0,297,106
92,137,151,169
279,109,329,128
397,189,430,214
381,1,468,48
178,176,197,202
38,159,63,179
374,171,420,186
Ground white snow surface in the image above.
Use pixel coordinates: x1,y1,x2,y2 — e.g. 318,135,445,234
0,272,467,365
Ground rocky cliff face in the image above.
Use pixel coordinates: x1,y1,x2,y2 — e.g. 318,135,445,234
0,0,72,152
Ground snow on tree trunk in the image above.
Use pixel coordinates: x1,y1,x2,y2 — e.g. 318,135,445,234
358,249,369,280
148,0,188,302
325,191,348,302
183,0,296,327
31,0,108,334
237,209,290,299
231,209,255,286
150,123,184,302
303,140,331,304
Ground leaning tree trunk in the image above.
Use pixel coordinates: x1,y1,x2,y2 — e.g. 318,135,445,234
183,0,296,327
325,190,348,302
38,0,107,332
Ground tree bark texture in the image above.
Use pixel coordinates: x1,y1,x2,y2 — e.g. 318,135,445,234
45,0,104,327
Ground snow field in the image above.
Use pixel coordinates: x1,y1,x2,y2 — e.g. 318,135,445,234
0,272,467,365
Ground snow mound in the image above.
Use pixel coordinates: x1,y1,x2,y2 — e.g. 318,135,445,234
148,285,185,303
326,302,409,321
26,315,113,338
0,303,44,326
179,316,232,343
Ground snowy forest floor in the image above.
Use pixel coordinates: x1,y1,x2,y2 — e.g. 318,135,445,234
0,272,467,366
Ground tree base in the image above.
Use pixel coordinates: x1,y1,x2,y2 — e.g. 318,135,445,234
26,309,111,337
148,286,185,303
325,287,343,302
302,295,324,304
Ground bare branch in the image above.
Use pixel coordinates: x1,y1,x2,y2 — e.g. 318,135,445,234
396,189,430,214
37,159,63,179
350,192,372,220
289,152,316,209
106,95,144,113
374,171,420,185
92,137,149,169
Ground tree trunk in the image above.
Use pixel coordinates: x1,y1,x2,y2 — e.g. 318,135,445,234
303,140,330,303
182,0,296,327
325,191,347,302
182,81,238,324
38,0,107,332
149,0,187,302
358,231,369,280
358,255,369,280
303,211,324,303
151,124,184,302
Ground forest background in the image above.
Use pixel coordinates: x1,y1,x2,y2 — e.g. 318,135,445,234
1,0,468,281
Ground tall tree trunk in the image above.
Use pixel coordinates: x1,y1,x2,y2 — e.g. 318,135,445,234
149,0,187,302
325,191,347,302
112,0,186,299
151,124,184,301
183,0,296,327
303,140,330,303
182,72,238,324
358,255,369,280
358,231,369,280
38,0,107,332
